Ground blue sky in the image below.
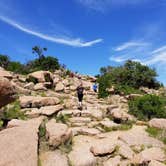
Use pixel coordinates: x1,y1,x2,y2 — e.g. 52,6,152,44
0,0,166,84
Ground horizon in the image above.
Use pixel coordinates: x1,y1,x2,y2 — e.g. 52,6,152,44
0,0,166,85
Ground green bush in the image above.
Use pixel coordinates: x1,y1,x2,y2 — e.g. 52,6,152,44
6,61,27,74
1,101,26,120
146,127,166,144
0,54,60,74
129,95,166,121
0,54,10,68
26,56,60,72
97,60,162,98
98,74,111,98
114,85,142,95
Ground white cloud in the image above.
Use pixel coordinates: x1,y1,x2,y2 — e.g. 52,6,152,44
146,45,166,65
76,0,151,12
114,41,149,51
109,56,127,62
0,15,103,47
151,45,166,54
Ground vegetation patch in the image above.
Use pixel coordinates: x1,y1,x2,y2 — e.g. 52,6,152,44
38,118,49,153
129,94,166,121
0,46,60,75
1,101,26,121
100,121,133,132
56,114,71,124
58,137,73,153
97,60,162,98
146,127,166,144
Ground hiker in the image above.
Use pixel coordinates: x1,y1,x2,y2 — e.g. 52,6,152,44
93,82,98,92
76,83,84,109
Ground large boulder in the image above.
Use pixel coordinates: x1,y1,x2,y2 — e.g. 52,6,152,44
0,77,17,108
27,71,53,83
40,105,63,116
149,160,166,166
33,83,47,91
132,147,166,164
71,127,101,136
0,117,43,166
90,139,116,156
103,155,121,166
24,105,63,118
11,81,31,95
68,135,97,166
55,82,64,92
109,108,134,121
149,118,166,129
46,119,72,147
0,67,13,79
24,82,35,90
19,96,60,108
119,125,164,148
40,150,68,166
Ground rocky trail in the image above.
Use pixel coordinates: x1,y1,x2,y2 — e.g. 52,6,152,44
0,67,166,166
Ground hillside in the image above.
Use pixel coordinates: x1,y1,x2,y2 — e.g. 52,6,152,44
0,66,166,166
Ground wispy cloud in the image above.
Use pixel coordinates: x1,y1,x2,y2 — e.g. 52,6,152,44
110,40,166,66
109,56,127,62
114,41,149,51
0,15,103,47
145,45,166,65
75,0,152,12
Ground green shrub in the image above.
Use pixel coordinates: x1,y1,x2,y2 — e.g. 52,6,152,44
26,76,38,84
146,127,166,144
39,124,46,138
98,74,111,98
114,85,142,95
0,54,10,68
26,56,60,72
6,61,26,74
97,60,162,98
56,114,71,124
1,101,26,120
129,95,166,121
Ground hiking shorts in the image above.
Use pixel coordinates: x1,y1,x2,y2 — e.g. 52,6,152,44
78,93,83,102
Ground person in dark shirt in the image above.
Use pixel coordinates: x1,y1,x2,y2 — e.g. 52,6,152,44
76,83,84,110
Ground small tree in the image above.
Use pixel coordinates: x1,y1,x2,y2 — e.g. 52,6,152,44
98,60,162,98
32,46,47,59
0,54,10,68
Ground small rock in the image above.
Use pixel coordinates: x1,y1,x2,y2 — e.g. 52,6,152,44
149,118,166,129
